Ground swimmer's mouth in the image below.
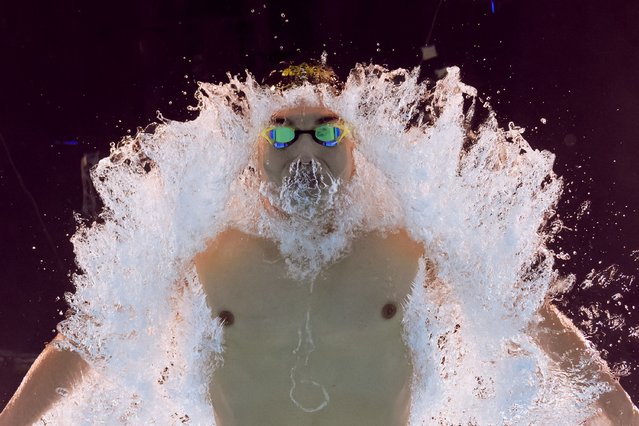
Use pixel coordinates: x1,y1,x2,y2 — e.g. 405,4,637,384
266,158,340,220
288,160,323,189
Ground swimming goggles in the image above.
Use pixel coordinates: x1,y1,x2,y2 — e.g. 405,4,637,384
260,122,350,149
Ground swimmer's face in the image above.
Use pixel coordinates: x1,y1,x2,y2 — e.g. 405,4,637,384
257,106,355,189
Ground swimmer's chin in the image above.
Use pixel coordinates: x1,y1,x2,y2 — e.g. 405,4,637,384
279,195,332,220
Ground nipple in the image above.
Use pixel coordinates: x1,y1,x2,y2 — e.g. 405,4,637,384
218,310,235,326
382,302,397,319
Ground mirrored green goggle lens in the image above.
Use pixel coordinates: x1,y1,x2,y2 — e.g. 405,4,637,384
270,127,296,143
314,124,341,142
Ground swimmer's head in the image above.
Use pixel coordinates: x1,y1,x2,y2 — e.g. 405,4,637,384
257,105,355,219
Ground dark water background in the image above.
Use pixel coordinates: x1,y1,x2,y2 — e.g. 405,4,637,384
1,0,638,410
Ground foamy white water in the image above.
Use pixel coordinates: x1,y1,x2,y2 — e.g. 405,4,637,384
43,64,611,424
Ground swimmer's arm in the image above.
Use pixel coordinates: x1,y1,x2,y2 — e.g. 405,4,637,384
533,303,639,424
0,333,90,425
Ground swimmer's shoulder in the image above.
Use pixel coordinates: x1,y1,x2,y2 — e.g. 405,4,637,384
198,228,256,249
342,229,427,282
194,228,275,266
355,228,425,260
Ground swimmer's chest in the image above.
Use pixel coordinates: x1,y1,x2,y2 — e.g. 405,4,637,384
195,228,423,344
194,228,423,426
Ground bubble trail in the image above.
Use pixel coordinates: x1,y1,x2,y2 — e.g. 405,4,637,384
289,306,329,413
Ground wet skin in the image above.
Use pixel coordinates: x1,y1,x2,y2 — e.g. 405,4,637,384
195,228,423,426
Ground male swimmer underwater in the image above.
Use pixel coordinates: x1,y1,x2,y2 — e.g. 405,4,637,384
1,64,637,426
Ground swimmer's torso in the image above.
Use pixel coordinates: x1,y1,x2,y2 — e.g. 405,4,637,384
195,229,423,426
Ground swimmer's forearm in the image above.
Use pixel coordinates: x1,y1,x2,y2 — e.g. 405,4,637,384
534,304,639,423
588,368,639,424
0,334,90,425
589,388,639,425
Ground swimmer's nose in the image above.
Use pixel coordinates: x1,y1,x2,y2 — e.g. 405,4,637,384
287,135,324,163
296,153,316,166
291,156,320,172
290,132,322,158
284,133,331,174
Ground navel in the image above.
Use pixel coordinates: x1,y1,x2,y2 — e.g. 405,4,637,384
381,302,397,319
218,310,235,326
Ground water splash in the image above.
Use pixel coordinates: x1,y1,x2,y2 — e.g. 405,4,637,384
41,64,617,423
